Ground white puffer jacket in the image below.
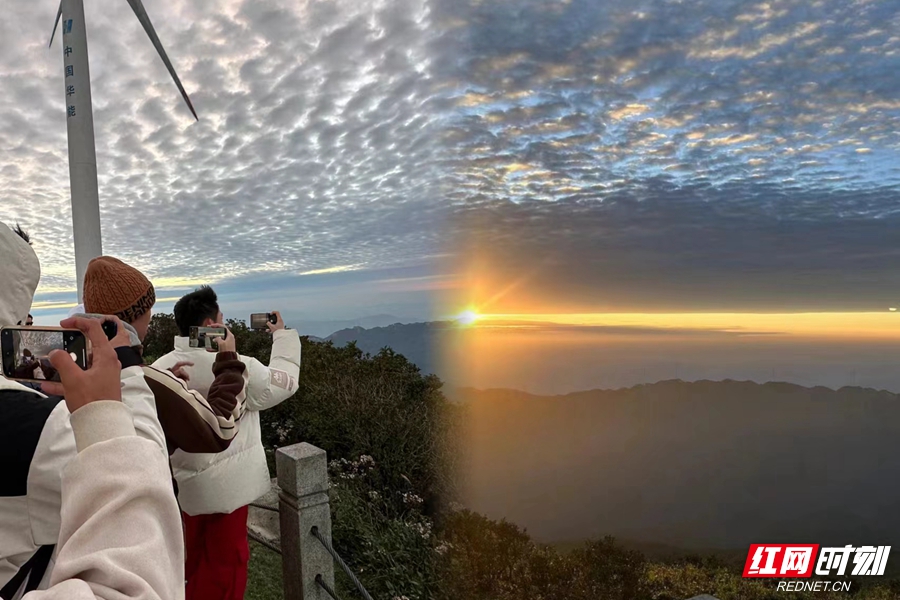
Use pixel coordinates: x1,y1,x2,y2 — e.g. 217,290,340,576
0,222,169,597
152,330,301,515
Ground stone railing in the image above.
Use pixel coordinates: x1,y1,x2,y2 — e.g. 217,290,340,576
248,443,336,600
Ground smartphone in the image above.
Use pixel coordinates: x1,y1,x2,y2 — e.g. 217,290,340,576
1,326,89,383
189,326,226,351
250,313,278,330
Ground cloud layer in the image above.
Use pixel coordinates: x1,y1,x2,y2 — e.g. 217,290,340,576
0,0,449,298
437,0,900,312
3,0,900,315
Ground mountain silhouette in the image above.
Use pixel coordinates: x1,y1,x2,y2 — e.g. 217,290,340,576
325,321,455,374
299,314,410,339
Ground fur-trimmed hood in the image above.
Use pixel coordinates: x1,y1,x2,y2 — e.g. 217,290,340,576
0,222,40,328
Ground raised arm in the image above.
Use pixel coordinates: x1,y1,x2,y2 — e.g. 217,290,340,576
245,327,301,411
119,323,248,454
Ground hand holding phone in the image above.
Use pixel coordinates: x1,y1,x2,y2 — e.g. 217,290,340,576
1,325,89,383
40,317,122,411
189,326,228,352
266,311,285,333
250,313,278,330
209,324,236,353
100,316,132,348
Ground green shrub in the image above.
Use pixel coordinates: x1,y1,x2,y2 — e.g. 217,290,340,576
152,316,459,600
142,313,180,363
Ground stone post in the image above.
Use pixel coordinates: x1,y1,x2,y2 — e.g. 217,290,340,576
276,443,335,600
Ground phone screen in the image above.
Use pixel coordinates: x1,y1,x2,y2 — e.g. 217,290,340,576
189,326,226,350
1,328,88,382
250,314,267,329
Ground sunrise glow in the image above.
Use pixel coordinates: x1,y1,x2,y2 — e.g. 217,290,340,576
457,311,900,340
455,310,482,326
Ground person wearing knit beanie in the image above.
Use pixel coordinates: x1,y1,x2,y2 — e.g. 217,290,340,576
83,256,156,340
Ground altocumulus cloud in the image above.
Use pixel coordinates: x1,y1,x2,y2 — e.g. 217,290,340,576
0,0,451,298
4,0,900,316
436,0,900,313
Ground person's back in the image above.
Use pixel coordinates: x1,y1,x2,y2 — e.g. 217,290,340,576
0,223,167,596
0,363,167,594
0,377,66,590
19,317,186,600
156,338,297,512
0,222,70,590
151,287,300,600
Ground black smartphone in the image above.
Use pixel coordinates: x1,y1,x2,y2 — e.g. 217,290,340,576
1,326,89,383
189,326,226,351
250,313,277,330
102,320,117,341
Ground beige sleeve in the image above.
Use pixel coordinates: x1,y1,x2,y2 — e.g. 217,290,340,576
23,401,184,600
119,365,167,453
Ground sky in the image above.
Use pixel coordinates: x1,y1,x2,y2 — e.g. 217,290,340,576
439,0,900,315
2,0,900,387
432,0,900,391
0,0,452,324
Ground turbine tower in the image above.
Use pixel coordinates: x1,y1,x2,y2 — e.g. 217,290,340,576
50,0,197,301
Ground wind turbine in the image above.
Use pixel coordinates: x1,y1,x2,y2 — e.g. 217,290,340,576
50,0,198,301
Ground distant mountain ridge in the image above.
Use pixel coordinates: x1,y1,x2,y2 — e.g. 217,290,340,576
297,314,411,339
325,320,456,374
456,378,900,550
445,377,896,401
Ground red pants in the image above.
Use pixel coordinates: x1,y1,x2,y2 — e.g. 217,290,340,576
183,506,250,600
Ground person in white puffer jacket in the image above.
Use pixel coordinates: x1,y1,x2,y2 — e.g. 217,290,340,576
151,286,300,600
0,221,175,600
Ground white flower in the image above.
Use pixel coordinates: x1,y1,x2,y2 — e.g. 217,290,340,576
368,491,381,500
406,520,433,540
400,492,424,506
435,541,453,555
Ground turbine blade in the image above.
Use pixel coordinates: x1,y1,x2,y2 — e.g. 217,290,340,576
126,0,198,121
49,1,62,48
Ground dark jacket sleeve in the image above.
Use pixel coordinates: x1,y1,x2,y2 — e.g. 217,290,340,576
138,352,248,455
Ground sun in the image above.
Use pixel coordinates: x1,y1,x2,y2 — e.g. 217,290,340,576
455,309,481,326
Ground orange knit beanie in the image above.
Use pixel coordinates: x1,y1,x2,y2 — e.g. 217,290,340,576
83,256,156,323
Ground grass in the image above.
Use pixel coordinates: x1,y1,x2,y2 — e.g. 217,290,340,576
245,540,284,600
